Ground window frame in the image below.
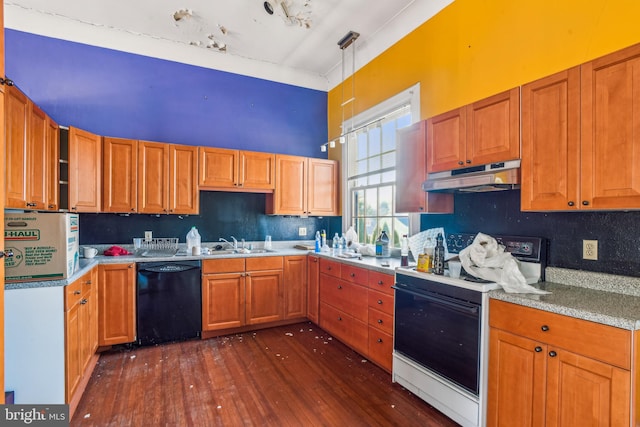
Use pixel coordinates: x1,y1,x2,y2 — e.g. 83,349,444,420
341,83,421,245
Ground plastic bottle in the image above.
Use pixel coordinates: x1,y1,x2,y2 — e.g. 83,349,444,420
315,231,321,253
321,230,327,249
340,233,347,253
332,233,340,256
400,234,409,267
375,233,383,257
186,226,201,255
433,233,445,275
381,231,390,258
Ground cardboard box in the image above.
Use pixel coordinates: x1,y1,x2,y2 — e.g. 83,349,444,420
4,213,79,282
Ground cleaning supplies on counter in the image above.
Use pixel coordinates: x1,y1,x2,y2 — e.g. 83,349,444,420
400,234,409,267
433,233,445,275
416,238,434,272
186,226,201,255
376,231,390,258
332,233,341,256
315,231,321,253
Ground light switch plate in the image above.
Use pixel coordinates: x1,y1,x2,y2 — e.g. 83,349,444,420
298,227,307,236
145,231,153,241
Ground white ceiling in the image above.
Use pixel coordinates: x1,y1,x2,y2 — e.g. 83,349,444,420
4,0,452,91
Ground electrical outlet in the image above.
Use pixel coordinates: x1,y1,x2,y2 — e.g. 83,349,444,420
145,231,153,241
583,239,598,260
298,227,307,236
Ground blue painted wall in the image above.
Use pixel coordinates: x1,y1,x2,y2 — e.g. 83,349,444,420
5,29,327,157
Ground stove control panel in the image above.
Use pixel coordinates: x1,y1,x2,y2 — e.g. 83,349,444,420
446,233,545,263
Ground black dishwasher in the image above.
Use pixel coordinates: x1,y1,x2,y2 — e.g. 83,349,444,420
136,260,202,346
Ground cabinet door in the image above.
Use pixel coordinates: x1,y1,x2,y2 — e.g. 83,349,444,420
45,116,59,211
307,158,339,216
240,151,275,190
581,44,640,209
138,141,169,213
521,68,581,211
27,102,47,210
545,349,630,427
79,287,92,374
169,144,199,214
88,267,99,355
367,328,393,372
284,256,307,319
98,263,136,346
426,106,466,173
396,121,453,213
466,87,520,167
198,147,238,188
268,154,307,215
5,85,28,208
202,273,245,330
246,270,283,325
487,328,547,427
69,126,102,212
65,302,81,403
103,137,137,213
307,255,320,324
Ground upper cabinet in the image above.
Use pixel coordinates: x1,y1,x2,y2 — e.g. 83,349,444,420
395,121,453,213
427,88,520,173
199,147,275,191
5,85,59,210
103,137,138,213
266,155,339,216
522,43,640,211
138,141,199,215
68,126,102,213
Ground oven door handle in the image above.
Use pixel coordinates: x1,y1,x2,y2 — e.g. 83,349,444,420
392,285,479,315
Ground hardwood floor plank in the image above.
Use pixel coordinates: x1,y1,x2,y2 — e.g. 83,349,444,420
72,322,459,426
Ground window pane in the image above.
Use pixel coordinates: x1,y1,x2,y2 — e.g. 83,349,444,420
379,185,393,217
382,152,395,169
368,156,381,172
357,134,368,159
382,121,396,152
368,173,381,185
356,176,367,187
397,114,411,129
382,171,395,183
353,189,365,216
365,188,377,216
357,159,367,175
394,217,410,245
368,127,381,156
365,217,378,244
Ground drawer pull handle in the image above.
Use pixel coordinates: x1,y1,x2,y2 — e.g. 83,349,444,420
377,338,383,343
549,350,557,357
377,319,383,324
541,325,549,332
327,266,332,270
337,285,342,289
377,300,383,305
80,299,88,305
350,273,355,277
378,280,384,285
73,290,81,295
535,346,542,352
337,316,342,321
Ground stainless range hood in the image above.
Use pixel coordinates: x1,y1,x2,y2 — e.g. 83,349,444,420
422,159,520,193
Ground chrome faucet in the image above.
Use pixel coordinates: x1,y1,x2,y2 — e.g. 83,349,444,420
230,236,238,250
218,237,237,250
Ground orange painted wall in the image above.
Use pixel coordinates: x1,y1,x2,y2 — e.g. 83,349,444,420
328,0,640,146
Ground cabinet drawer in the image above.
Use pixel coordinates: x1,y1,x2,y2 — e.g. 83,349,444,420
203,258,245,274
490,299,631,369
320,302,350,343
368,271,394,295
65,279,83,310
319,258,341,278
246,256,283,271
319,275,350,313
341,264,368,286
368,329,393,372
368,307,393,335
368,289,393,315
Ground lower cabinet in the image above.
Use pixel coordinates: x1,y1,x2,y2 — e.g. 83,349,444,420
202,258,246,330
488,299,632,426
318,259,395,372
97,263,136,346
283,255,307,319
245,257,284,325
306,254,320,324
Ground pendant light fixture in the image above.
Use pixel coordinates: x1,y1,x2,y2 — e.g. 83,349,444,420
321,30,360,152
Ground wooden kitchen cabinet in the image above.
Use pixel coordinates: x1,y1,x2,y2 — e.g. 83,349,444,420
395,120,453,213
266,155,339,216
138,141,199,214
367,271,394,372
284,255,307,319
69,126,102,212
306,254,320,324
27,101,47,210
65,269,98,403
45,116,59,210
5,85,28,208
103,137,138,213
246,257,284,325
488,299,631,426
199,147,275,191
202,258,246,331
98,263,136,346
521,67,581,211
427,88,520,173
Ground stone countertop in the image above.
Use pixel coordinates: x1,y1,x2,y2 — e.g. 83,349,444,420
489,267,640,331
5,241,401,290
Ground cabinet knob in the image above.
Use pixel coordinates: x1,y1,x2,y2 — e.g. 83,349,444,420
549,350,557,357
26,202,37,207
337,316,342,321
128,264,134,268
48,205,55,209
85,280,92,285
337,285,342,289
80,298,88,305
541,325,549,332
377,300,383,305
419,207,424,211
350,272,355,277
0,77,14,86
378,280,384,285
313,259,318,263
582,200,590,206
327,266,332,270
131,208,136,212
377,338,383,343
567,201,575,207
535,346,542,352
466,160,471,164
457,161,464,165
377,319,383,324
74,290,81,295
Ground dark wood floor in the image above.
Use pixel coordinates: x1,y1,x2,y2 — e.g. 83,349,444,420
72,322,459,426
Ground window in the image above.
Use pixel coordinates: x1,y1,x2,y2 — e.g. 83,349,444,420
342,84,420,247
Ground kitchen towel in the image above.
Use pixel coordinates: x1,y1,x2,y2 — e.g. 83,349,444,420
459,233,549,294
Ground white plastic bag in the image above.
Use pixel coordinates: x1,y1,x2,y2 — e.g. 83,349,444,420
345,226,358,249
